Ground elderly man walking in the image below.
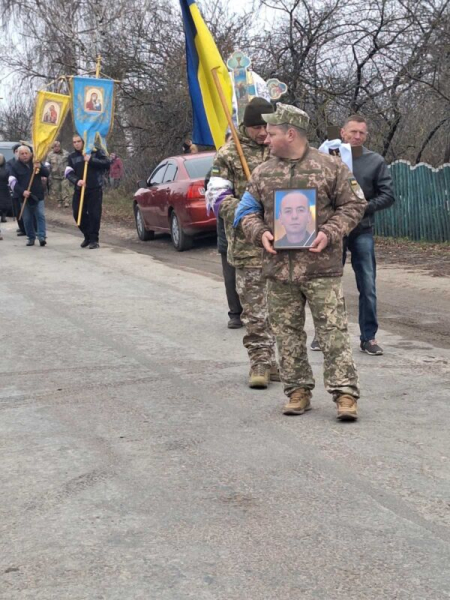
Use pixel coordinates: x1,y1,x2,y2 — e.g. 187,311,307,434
238,104,366,420
8,145,49,246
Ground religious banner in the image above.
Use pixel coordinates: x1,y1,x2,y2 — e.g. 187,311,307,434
18,89,71,220
71,76,115,153
32,90,71,162
227,51,288,125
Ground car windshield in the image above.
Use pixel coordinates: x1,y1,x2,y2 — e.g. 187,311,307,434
184,155,214,179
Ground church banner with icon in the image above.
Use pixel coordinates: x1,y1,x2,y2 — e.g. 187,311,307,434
227,51,288,125
32,90,71,162
72,76,115,154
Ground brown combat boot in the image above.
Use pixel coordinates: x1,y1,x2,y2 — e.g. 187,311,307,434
283,388,312,415
336,394,358,421
248,364,270,389
269,363,281,382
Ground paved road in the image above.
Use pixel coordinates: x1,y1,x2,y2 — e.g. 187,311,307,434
1,221,450,599
47,209,450,350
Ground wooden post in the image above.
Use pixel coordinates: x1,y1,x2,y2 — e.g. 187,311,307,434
211,67,251,181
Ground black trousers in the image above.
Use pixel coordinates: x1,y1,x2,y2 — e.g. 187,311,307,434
12,196,25,233
73,188,103,243
220,252,242,319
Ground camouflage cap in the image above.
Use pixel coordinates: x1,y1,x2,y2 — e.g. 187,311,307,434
262,103,310,131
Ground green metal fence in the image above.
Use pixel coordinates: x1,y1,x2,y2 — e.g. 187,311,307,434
374,160,450,243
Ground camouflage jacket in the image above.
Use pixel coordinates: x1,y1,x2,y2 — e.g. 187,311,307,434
211,125,270,268
47,149,69,180
241,145,366,283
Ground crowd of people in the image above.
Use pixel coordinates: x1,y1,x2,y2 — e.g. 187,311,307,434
1,99,395,422
207,99,395,421
0,139,123,247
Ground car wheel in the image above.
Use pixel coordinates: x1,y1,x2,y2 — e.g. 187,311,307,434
134,204,155,241
170,211,193,251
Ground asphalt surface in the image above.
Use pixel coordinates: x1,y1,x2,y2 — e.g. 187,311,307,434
46,209,450,351
1,219,450,599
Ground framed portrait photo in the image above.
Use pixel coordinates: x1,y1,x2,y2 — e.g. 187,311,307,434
274,188,318,250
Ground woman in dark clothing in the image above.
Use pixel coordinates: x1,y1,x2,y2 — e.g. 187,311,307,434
0,154,11,223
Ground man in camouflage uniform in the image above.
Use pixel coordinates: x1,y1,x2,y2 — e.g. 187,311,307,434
47,140,70,208
206,98,278,389
239,104,366,420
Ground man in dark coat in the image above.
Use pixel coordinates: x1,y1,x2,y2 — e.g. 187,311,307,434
8,145,49,246
65,134,110,249
310,115,395,356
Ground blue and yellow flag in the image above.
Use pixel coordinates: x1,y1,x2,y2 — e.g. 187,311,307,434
72,76,115,154
179,0,233,149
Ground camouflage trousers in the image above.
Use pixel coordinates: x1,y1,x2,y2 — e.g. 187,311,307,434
235,267,276,367
49,178,71,205
267,277,360,399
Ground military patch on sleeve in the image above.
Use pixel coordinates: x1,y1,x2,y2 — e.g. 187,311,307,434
348,177,365,200
211,166,221,176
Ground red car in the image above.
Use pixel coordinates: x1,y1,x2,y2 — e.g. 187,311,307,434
133,152,216,251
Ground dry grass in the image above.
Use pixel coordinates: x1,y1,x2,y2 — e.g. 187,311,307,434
102,188,135,226
46,187,135,227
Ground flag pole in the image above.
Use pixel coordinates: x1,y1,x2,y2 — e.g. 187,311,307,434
211,67,251,181
77,55,102,226
77,133,89,226
18,169,38,222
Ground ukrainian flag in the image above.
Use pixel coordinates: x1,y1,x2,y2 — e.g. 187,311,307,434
179,0,232,149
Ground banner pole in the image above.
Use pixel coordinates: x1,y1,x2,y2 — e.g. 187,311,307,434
211,67,251,181
77,133,89,226
77,56,102,228
76,162,89,226
18,169,37,221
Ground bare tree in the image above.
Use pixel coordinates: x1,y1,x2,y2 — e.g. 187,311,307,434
0,0,448,172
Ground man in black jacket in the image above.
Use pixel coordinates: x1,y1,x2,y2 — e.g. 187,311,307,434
311,115,395,355
341,115,395,355
8,145,49,246
65,134,110,249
